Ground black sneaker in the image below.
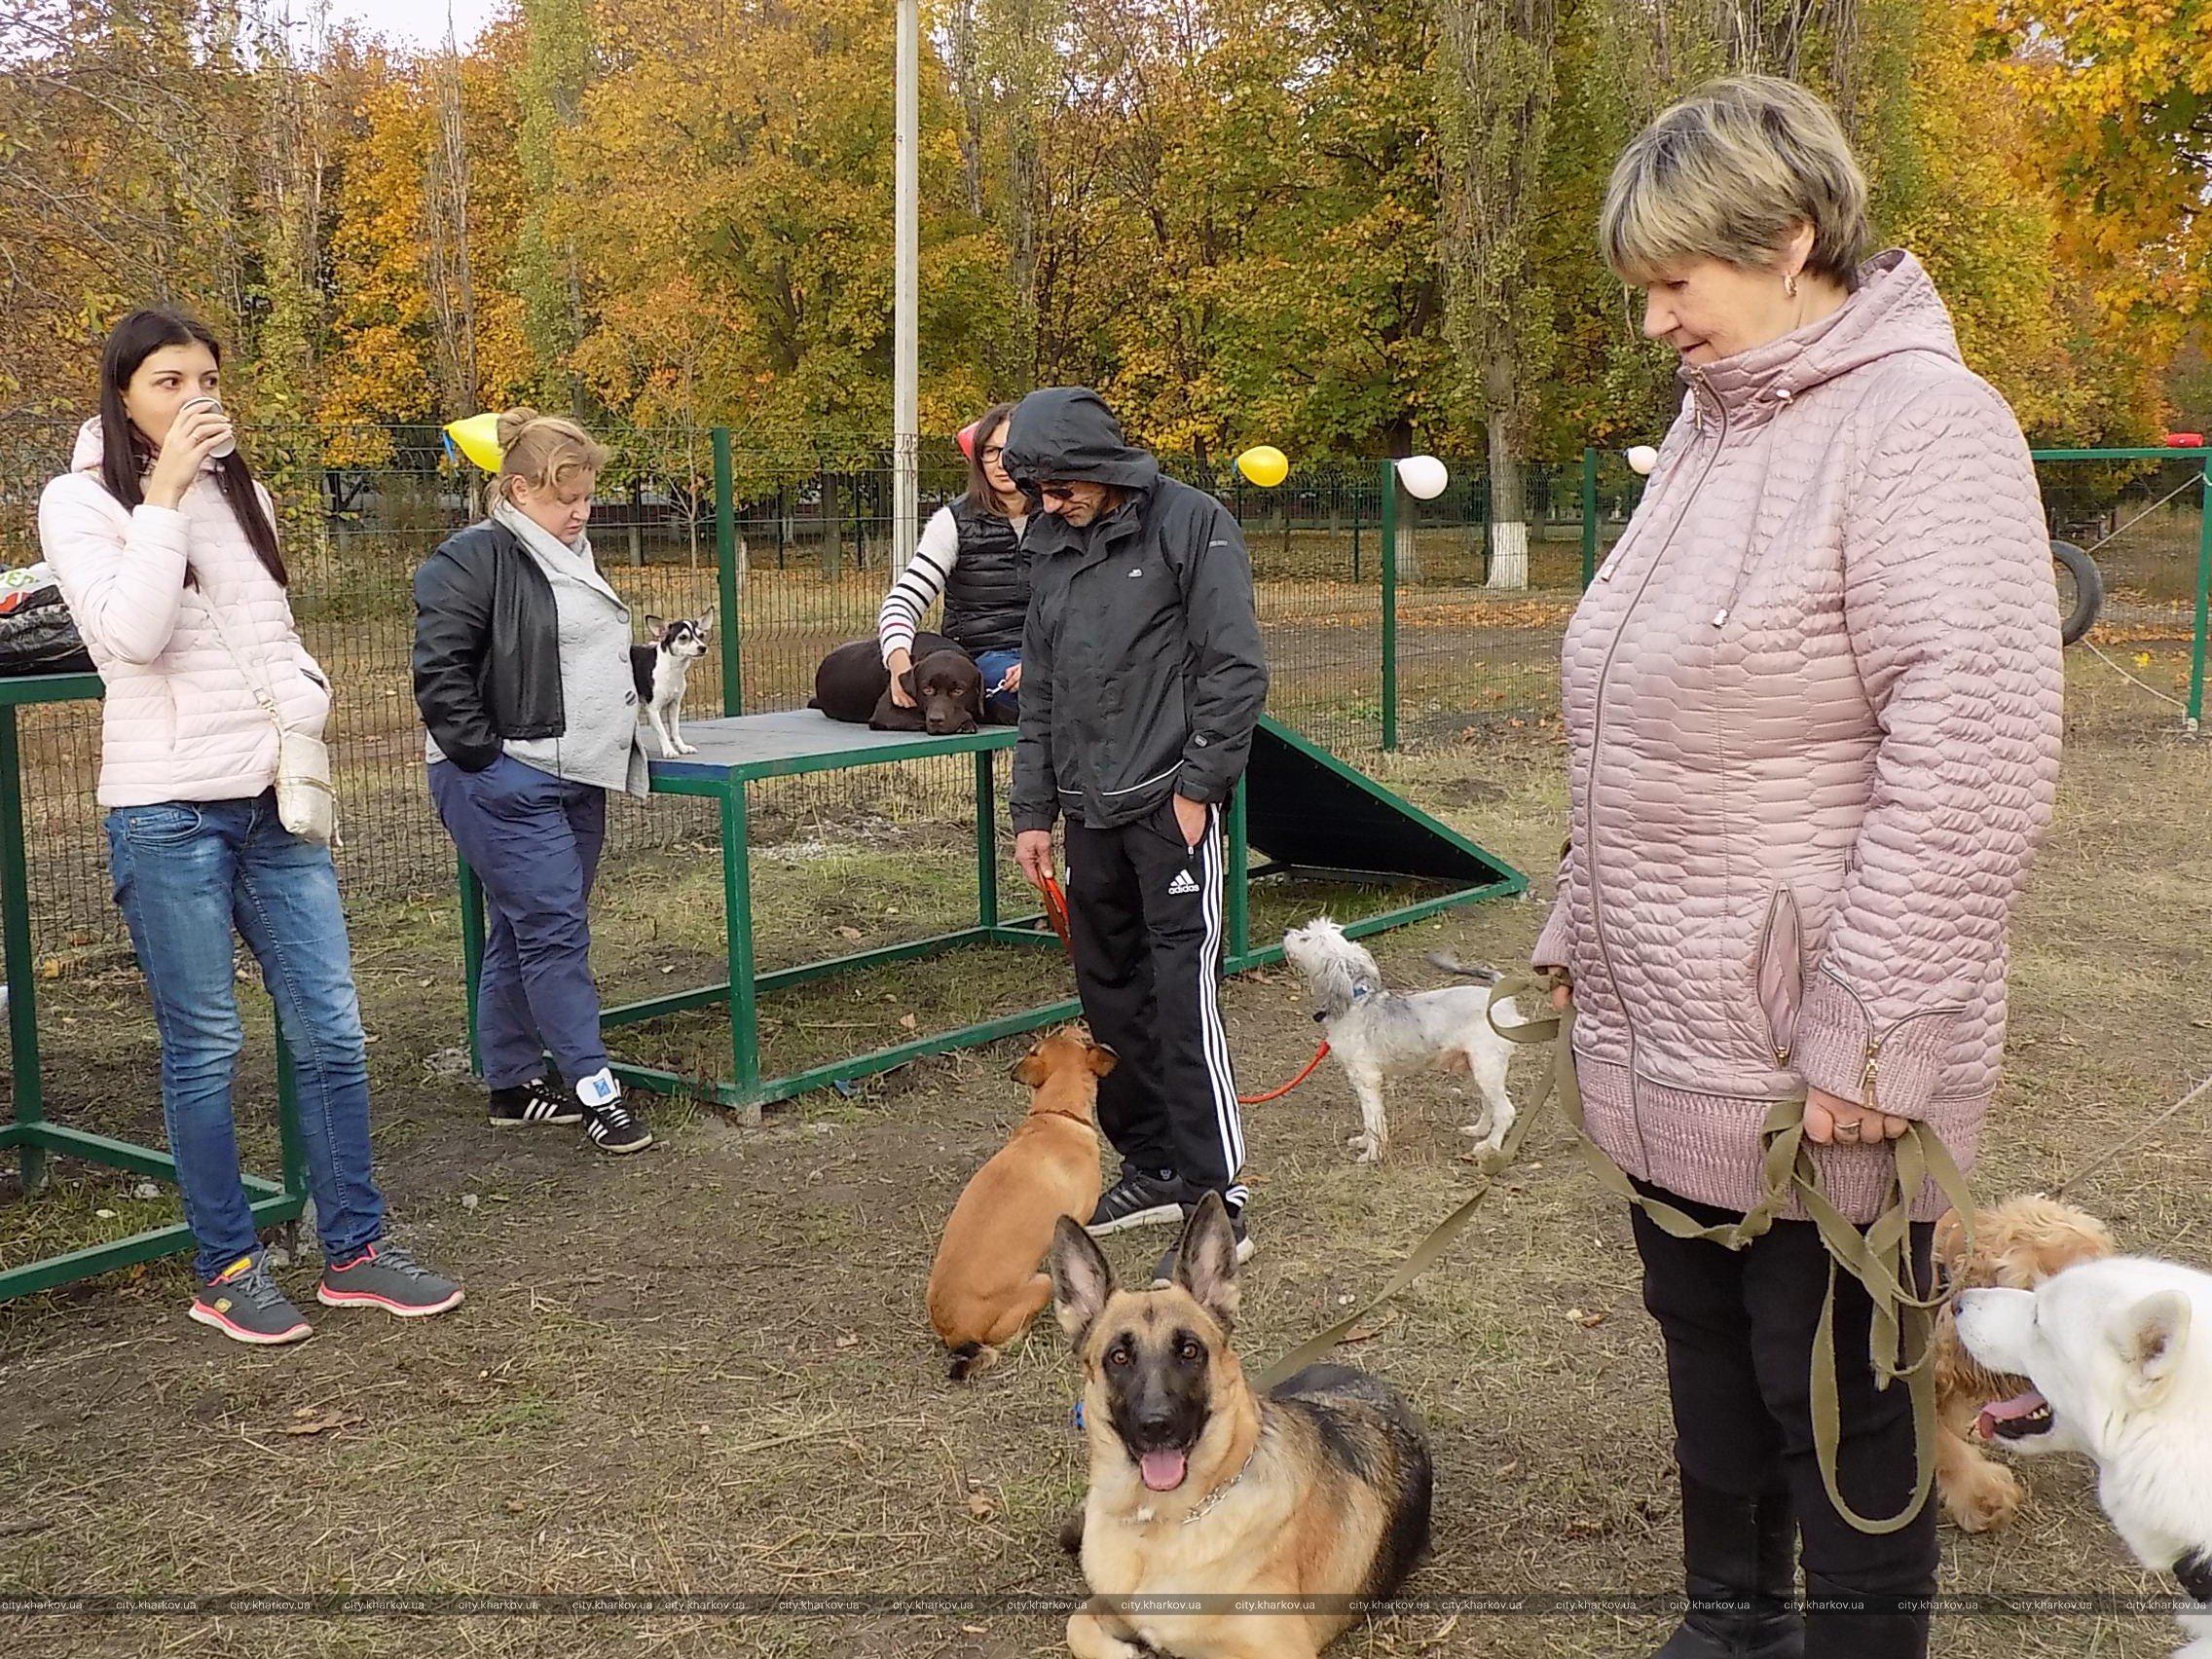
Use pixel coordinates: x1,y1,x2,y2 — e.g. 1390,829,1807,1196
1085,1167,1189,1236
489,1079,582,1127
189,1252,313,1346
1151,1202,1255,1286
575,1068,652,1155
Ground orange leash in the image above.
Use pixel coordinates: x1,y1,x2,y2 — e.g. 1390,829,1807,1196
1237,1041,1331,1104
1041,875,1074,953
1039,874,1327,1106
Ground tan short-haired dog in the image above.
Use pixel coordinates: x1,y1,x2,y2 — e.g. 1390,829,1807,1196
926,1025,1116,1381
1933,1193,2117,1530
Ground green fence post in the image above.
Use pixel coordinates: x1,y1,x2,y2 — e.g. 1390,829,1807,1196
1350,480,1362,583
1581,447,1600,589
974,751,999,931
713,427,743,717
0,705,44,1194
2193,455,2211,734
1380,458,1398,752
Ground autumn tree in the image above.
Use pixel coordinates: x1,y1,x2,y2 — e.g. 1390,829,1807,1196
1435,0,1562,589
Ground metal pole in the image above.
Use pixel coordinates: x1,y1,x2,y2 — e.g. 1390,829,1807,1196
1380,459,1398,752
0,707,45,1193
892,0,919,572
1580,446,1599,588
714,426,743,715
975,751,999,931
2192,456,2210,734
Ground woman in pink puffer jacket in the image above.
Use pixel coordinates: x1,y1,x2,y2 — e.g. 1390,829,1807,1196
1542,80,2062,1659
40,310,461,1345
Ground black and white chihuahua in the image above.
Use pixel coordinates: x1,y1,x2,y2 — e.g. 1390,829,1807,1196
630,608,715,757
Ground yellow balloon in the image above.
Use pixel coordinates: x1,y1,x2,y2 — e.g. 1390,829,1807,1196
445,412,504,472
1235,445,1289,488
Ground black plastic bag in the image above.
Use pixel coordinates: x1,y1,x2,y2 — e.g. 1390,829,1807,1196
0,587,95,677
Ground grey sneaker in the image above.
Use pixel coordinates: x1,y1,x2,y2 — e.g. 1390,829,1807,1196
316,1241,463,1317
190,1252,313,1346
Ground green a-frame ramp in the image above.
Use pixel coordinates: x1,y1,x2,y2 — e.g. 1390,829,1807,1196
1221,715,1527,968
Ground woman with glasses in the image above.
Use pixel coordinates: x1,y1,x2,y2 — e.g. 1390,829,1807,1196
876,402,1029,721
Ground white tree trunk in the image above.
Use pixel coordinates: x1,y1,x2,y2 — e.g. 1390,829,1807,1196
1486,519,1529,590
1393,497,1421,584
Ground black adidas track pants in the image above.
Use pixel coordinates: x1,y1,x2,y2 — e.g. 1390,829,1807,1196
1061,799,1247,1210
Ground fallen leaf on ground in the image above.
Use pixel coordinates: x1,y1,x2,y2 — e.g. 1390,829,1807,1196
1342,1310,1398,1344
283,1411,362,1437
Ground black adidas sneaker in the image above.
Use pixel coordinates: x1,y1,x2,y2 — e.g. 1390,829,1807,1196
489,1079,582,1127
1085,1166,1189,1235
575,1068,652,1155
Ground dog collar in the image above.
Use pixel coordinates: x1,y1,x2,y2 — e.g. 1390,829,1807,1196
2177,1551,2212,1605
1176,1446,1256,1528
1032,1107,1094,1129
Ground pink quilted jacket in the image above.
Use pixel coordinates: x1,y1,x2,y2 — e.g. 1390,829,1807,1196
1533,250,2063,1223
40,420,331,808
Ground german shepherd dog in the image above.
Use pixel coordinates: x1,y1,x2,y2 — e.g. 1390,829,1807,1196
1048,1195,1432,1659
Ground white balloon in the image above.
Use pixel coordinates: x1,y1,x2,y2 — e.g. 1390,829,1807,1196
1396,454,1449,500
1626,445,1659,476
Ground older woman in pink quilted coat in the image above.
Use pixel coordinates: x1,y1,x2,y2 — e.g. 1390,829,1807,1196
1540,79,2063,1659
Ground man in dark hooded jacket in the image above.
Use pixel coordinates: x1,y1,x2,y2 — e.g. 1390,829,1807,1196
1002,387,1269,1265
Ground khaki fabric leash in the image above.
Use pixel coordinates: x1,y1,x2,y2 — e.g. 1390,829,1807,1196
1253,968,1972,1535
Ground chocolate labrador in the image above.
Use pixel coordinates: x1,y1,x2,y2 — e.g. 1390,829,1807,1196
809,633,985,735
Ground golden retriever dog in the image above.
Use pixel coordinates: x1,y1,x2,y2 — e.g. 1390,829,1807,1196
1047,1195,1432,1659
1933,1193,2116,1530
926,1025,1115,1381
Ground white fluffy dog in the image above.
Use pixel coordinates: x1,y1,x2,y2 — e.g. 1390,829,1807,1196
1957,1255,2212,1658
1278,919,1518,1162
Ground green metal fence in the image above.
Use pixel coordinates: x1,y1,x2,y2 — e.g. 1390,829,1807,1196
0,422,2202,966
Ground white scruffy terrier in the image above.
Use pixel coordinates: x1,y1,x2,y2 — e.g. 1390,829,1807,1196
1278,919,1518,1163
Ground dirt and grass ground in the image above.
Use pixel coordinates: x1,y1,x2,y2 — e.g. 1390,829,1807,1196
1,626,2208,1659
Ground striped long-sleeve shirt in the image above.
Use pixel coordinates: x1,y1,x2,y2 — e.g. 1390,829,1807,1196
875,503,1028,663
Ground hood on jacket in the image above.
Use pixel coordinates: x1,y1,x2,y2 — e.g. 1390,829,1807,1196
1692,250,1964,419
72,417,108,473
1000,387,1161,497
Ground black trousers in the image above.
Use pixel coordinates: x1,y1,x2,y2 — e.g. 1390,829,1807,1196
1062,800,1246,1207
1631,1180,1939,1620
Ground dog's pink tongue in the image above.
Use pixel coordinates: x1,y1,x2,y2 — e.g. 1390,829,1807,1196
1975,1388,2048,1442
1139,1450,1188,1493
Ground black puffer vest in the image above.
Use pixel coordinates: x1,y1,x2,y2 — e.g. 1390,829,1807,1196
940,495,1028,654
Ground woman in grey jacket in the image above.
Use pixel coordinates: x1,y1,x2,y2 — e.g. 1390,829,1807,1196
1544,80,2063,1659
413,409,652,1156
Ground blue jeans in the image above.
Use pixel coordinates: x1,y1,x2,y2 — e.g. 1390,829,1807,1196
427,756,608,1091
974,648,1021,725
106,793,384,1281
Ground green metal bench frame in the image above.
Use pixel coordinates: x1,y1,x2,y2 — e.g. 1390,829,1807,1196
0,674,308,1302
458,712,1526,1124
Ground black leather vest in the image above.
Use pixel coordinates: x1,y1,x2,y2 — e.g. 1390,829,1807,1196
941,495,1028,654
